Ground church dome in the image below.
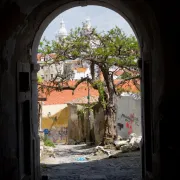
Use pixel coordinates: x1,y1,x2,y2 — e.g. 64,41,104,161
58,18,68,38
85,17,91,30
82,17,92,36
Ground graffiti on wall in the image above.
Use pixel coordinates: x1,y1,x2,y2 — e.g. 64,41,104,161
48,126,68,143
117,123,124,130
118,113,139,135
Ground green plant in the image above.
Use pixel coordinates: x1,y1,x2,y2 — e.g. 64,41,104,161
44,138,55,147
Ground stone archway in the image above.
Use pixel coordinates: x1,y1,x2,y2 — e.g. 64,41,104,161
1,1,166,180
31,3,159,179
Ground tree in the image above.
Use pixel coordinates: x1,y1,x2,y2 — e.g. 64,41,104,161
38,25,140,145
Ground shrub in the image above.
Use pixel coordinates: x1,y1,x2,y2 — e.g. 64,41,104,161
44,138,55,147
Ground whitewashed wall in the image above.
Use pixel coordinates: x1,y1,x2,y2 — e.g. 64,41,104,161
42,104,67,117
115,93,141,139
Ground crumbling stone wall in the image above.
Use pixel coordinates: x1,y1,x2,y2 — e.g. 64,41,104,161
67,104,86,143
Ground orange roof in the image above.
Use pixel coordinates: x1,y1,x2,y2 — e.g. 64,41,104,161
48,53,57,59
42,81,99,105
36,53,57,61
114,70,124,76
116,79,140,93
75,67,87,73
37,53,42,61
38,79,140,105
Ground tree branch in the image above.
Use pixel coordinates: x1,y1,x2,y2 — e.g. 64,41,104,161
115,75,140,87
38,76,100,94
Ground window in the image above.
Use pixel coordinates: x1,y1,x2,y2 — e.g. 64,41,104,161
40,57,44,61
41,75,44,79
51,74,53,79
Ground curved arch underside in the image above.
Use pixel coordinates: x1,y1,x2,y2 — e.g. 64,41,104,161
1,1,179,180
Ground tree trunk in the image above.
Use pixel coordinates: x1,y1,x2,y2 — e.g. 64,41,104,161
101,70,117,145
102,103,117,145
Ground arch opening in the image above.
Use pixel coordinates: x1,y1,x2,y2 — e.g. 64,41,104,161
35,3,146,179
26,1,160,180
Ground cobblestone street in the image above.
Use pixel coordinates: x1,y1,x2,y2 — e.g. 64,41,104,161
41,144,141,180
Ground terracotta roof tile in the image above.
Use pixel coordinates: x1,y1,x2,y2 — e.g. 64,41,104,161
75,67,87,73
48,53,57,59
116,79,140,93
42,81,99,105
114,70,124,76
37,53,42,61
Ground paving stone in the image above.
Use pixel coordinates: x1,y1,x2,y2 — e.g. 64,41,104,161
41,144,141,180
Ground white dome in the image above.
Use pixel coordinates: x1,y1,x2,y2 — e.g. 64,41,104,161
59,19,68,38
85,17,91,29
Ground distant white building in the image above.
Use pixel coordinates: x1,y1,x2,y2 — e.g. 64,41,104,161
37,53,64,81
73,67,91,80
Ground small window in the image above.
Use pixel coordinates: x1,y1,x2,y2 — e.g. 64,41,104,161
41,57,44,61
51,74,53,79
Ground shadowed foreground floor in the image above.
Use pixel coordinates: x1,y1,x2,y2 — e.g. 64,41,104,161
41,144,141,180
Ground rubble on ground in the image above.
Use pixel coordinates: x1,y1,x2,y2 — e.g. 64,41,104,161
68,139,76,145
40,133,141,161
114,133,142,153
87,133,141,160
94,146,111,156
43,146,56,158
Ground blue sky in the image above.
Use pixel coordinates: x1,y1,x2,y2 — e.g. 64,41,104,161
41,5,135,41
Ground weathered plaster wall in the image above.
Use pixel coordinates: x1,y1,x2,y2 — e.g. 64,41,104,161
67,103,96,144
115,94,141,139
42,106,69,143
93,106,105,145
42,104,67,117
67,104,86,143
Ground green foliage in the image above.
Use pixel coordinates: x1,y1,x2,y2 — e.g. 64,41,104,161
93,80,107,109
37,75,43,83
77,103,97,121
38,37,53,55
39,24,140,115
121,71,132,79
40,26,139,68
43,136,55,147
